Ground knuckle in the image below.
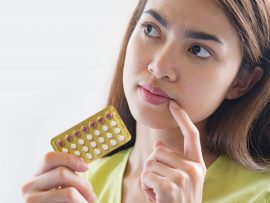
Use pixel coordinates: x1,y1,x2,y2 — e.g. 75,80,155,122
65,187,79,201
56,166,70,180
43,151,57,164
25,194,37,203
145,159,155,169
141,170,151,182
159,181,175,193
21,178,37,196
141,170,148,179
187,163,206,178
21,182,31,195
154,146,164,157
190,129,200,138
187,164,199,175
174,171,188,186
83,179,94,191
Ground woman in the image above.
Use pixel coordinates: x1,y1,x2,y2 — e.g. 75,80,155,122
22,0,270,202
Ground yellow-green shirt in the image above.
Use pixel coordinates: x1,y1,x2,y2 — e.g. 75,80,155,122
82,147,270,203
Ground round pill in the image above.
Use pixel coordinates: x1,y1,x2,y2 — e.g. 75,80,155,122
102,144,109,151
97,117,104,124
82,146,89,152
94,149,101,155
110,139,117,146
98,137,105,143
106,132,113,139
86,134,93,140
89,121,97,129
90,141,97,148
95,130,101,136
102,125,108,131
111,120,117,127
65,135,73,142
105,112,113,119
81,126,89,133
78,139,84,145
62,148,68,153
57,139,65,147
87,153,93,160
74,150,80,156
71,143,77,149
114,128,121,134
118,135,125,141
73,130,81,138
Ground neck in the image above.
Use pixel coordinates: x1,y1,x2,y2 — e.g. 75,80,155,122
124,120,217,178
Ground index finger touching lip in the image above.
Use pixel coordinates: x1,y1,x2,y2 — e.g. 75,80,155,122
169,100,205,164
35,151,89,176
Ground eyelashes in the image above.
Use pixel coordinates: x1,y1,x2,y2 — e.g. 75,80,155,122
188,45,211,58
140,22,161,38
139,22,213,59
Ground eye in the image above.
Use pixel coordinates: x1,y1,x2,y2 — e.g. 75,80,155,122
189,45,211,58
140,22,160,38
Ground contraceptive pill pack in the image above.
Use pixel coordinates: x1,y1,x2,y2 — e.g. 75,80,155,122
51,105,132,163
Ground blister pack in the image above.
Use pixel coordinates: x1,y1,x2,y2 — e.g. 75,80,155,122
51,105,132,163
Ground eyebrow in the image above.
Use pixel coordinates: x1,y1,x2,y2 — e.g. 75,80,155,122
143,9,224,45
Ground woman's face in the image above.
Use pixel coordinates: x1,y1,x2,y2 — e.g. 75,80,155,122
123,0,243,129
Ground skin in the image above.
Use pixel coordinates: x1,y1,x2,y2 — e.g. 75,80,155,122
21,152,97,203
122,0,263,202
22,0,264,202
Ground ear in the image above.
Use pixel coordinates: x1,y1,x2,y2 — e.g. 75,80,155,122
226,66,264,100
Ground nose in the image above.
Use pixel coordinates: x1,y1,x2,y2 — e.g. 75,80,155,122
148,42,178,81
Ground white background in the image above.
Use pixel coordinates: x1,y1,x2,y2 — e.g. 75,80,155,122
0,0,136,202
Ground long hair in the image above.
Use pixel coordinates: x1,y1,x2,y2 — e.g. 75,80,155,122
105,0,270,171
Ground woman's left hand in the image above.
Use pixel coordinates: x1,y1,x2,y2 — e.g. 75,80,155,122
141,101,207,203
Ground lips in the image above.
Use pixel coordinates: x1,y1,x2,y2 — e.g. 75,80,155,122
137,82,172,105
139,83,170,99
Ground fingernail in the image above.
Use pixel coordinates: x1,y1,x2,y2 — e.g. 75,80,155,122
169,100,178,109
78,160,89,171
148,196,154,202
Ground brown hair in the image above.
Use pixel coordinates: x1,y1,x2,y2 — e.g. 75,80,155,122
105,0,270,171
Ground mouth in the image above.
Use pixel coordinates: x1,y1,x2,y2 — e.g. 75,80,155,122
139,83,171,98
138,83,171,105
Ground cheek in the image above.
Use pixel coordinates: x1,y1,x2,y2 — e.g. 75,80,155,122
123,32,149,95
123,32,143,105
126,32,141,63
123,30,153,76
180,73,234,123
123,35,138,94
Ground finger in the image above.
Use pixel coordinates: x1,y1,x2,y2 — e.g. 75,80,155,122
144,158,192,187
36,151,89,176
22,167,96,202
169,100,204,164
149,141,198,172
141,172,162,202
24,187,93,203
141,171,174,203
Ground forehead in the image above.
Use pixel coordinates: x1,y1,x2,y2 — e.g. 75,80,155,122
143,0,241,48
144,0,227,28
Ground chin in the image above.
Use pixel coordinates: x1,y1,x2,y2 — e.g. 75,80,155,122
128,100,179,129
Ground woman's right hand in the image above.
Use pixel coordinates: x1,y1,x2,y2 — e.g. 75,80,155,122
21,151,97,203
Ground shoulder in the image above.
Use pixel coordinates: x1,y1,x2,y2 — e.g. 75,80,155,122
204,155,270,202
214,155,270,186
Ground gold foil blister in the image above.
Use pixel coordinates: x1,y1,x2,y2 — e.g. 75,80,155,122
51,105,132,163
